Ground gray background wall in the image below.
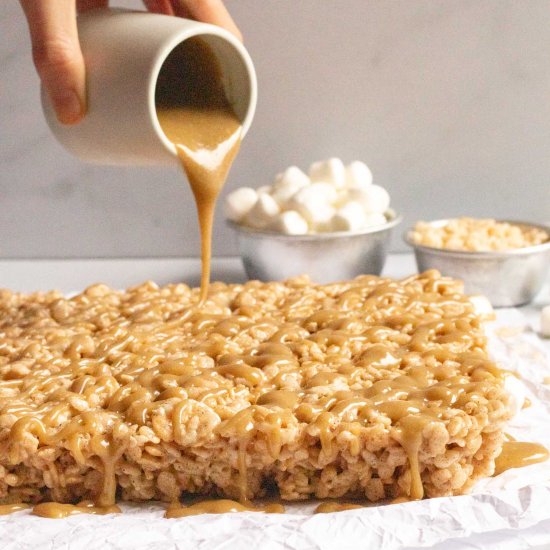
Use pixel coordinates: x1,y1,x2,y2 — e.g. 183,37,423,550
1,0,549,259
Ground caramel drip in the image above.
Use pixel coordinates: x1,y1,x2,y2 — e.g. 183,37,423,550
155,37,242,304
90,433,127,507
165,499,284,518
0,503,30,515
395,416,431,500
32,501,121,519
314,502,363,513
237,439,249,502
522,397,532,409
494,441,549,476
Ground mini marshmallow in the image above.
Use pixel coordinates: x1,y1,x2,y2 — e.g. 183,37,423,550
244,193,280,229
271,166,310,205
364,213,388,227
331,201,367,232
289,193,335,226
333,189,351,208
308,158,346,188
224,187,258,222
469,295,495,320
541,305,550,337
290,182,338,206
345,161,373,189
268,210,309,235
348,184,390,214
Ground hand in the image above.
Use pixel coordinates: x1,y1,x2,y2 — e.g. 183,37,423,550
19,0,242,126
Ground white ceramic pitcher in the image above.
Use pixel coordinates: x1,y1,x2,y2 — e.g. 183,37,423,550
41,8,257,165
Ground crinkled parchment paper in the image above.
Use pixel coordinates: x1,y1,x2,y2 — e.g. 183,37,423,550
2,309,550,550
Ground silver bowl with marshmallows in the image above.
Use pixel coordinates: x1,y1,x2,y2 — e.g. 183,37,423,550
225,158,401,283
405,218,550,307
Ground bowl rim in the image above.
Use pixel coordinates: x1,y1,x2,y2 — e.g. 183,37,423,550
403,218,550,258
227,214,403,241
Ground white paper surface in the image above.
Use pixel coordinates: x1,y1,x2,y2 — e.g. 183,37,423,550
2,308,550,550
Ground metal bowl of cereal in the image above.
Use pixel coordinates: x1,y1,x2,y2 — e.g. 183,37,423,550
229,212,402,283
404,218,550,307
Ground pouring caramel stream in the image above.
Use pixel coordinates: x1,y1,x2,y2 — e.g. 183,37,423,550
156,37,242,303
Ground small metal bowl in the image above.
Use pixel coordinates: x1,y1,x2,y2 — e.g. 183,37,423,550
229,214,402,284
404,219,550,307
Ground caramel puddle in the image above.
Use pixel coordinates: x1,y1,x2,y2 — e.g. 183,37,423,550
165,499,285,518
494,441,549,476
32,501,121,519
314,502,363,514
0,503,31,515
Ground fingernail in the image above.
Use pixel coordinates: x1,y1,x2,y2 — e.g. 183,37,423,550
54,90,84,125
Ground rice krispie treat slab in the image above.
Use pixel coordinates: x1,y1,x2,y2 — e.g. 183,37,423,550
0,270,511,506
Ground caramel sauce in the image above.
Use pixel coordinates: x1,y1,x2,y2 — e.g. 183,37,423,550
494,441,549,476
32,501,121,519
155,37,242,303
395,415,431,500
314,502,363,514
522,397,532,409
0,503,30,515
165,499,284,518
